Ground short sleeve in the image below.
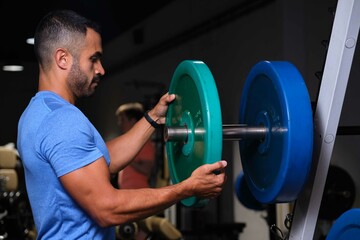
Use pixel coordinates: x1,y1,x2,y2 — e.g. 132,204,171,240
37,106,103,177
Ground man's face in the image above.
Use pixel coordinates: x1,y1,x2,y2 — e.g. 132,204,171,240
67,57,100,98
67,28,104,98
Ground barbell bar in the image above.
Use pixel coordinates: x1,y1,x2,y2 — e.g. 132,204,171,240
165,124,267,142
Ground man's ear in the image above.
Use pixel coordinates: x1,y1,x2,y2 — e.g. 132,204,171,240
55,48,70,70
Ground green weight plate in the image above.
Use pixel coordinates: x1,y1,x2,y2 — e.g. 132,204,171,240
239,61,313,203
165,60,223,207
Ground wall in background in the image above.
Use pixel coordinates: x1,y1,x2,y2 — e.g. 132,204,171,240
78,0,359,239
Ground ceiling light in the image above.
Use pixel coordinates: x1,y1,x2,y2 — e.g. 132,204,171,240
2,65,24,72
26,38,34,45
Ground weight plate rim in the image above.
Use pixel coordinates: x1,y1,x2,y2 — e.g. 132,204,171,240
234,172,266,211
166,60,223,207
326,208,360,240
239,61,313,203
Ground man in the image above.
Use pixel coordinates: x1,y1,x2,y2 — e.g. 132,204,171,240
17,9,227,240
115,102,156,190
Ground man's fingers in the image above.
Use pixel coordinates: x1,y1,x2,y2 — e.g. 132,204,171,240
208,160,227,174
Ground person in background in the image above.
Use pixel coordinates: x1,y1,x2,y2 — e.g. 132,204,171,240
115,103,182,240
115,102,156,190
17,9,227,240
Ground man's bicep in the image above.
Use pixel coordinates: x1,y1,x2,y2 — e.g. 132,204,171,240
60,157,114,216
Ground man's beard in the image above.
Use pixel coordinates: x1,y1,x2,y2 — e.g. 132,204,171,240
67,60,98,98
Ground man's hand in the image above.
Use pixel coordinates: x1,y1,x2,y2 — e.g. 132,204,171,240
147,92,176,124
185,160,227,200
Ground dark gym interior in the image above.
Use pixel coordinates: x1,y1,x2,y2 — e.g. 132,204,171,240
0,0,359,239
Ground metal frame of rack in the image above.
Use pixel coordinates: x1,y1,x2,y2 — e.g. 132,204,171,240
289,0,360,239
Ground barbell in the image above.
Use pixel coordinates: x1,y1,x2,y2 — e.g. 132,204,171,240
164,60,313,207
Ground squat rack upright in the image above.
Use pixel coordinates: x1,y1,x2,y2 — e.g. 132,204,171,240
289,0,360,239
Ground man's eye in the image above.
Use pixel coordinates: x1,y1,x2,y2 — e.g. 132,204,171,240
91,57,98,63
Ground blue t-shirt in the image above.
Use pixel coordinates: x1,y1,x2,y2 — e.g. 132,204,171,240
17,91,115,239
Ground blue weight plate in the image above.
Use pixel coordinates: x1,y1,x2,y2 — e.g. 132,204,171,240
326,209,360,240
166,60,223,207
239,61,313,203
234,172,266,211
